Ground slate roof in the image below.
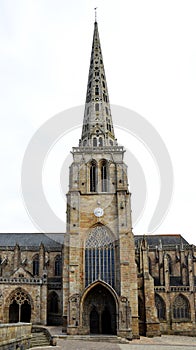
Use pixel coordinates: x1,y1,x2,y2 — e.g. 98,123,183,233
0,233,62,251
134,234,190,248
0,233,192,251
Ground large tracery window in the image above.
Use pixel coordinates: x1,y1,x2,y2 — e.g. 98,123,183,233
173,294,190,320
85,225,115,289
90,160,97,192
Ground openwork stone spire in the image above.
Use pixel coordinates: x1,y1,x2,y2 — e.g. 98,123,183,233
79,21,117,148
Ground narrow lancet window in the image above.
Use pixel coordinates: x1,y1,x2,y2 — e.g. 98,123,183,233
99,137,103,147
90,161,97,192
33,254,39,276
101,160,108,192
55,255,62,276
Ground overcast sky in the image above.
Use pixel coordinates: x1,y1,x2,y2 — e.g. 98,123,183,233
0,0,196,244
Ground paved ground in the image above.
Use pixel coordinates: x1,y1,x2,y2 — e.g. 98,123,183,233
55,337,196,350
31,327,196,350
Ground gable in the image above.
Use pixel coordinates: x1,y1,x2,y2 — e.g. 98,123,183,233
11,266,33,278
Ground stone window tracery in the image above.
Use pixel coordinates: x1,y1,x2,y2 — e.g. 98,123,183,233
173,294,190,320
10,290,31,306
9,289,32,323
85,225,115,289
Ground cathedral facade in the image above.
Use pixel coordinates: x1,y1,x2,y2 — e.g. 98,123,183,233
0,20,196,339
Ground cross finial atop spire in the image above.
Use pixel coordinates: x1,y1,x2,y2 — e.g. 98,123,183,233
94,7,98,22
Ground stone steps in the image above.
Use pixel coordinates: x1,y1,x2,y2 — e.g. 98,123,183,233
30,332,50,348
63,334,130,344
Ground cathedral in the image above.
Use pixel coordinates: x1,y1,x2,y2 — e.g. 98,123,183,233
0,19,196,339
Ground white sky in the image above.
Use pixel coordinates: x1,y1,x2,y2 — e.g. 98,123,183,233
0,0,196,244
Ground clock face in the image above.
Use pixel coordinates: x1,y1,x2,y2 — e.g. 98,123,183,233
94,207,104,217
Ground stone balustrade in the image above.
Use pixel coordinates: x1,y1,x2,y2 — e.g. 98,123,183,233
0,277,47,285
0,323,32,350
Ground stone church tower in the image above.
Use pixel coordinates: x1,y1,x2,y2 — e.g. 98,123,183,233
1,16,195,341
63,19,139,339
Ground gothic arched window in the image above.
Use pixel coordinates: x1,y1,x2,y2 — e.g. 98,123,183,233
85,225,115,289
101,160,108,192
173,294,190,320
90,160,97,192
33,254,39,276
55,255,62,276
99,137,103,147
93,137,97,147
9,289,32,323
166,254,172,275
155,294,166,320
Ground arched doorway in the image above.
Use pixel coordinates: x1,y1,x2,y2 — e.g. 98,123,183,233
47,291,62,325
83,283,117,335
8,289,32,323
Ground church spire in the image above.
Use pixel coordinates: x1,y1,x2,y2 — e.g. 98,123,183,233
79,20,117,148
